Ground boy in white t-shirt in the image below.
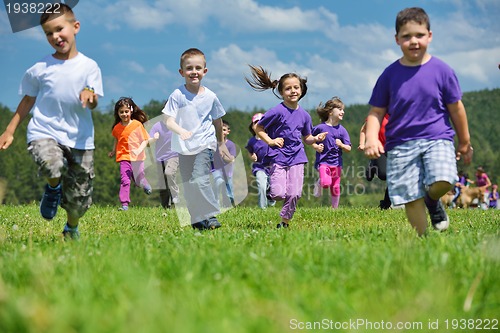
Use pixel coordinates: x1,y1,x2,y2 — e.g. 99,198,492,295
0,4,103,240
162,48,232,230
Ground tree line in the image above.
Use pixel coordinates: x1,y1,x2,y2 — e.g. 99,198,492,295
1,88,499,207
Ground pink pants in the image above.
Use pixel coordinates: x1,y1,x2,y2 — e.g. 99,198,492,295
319,165,342,209
268,163,304,220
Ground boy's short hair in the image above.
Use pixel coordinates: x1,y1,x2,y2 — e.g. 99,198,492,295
180,48,206,68
40,3,75,25
395,7,430,34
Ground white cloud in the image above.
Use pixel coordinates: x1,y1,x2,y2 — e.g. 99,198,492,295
122,60,145,74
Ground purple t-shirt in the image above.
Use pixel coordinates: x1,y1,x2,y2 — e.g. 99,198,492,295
149,121,178,162
213,139,237,176
369,57,462,151
245,136,270,175
258,102,312,166
312,123,351,169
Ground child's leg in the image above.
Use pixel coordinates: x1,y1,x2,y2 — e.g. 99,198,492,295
329,166,342,208
28,139,65,220
255,170,268,209
61,147,94,238
318,164,333,188
119,161,133,207
179,150,219,225
133,161,151,193
268,164,287,201
280,164,304,224
164,157,180,200
376,154,387,181
405,198,428,236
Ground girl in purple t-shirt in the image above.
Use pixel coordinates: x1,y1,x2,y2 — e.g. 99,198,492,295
245,65,327,228
312,97,351,208
245,113,275,209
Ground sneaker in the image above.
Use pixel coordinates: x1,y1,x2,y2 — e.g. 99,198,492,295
276,222,289,229
40,184,62,220
62,230,80,241
172,196,180,204
192,220,208,231
427,199,450,231
118,205,129,211
62,224,80,241
143,185,152,195
207,216,221,229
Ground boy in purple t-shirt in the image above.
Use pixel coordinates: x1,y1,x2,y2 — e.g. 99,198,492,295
364,7,473,236
246,65,327,228
312,97,351,208
149,120,179,208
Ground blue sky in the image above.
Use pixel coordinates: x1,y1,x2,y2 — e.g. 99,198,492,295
1,0,499,113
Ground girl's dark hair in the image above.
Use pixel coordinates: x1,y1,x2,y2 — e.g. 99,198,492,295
112,97,148,129
245,65,308,101
395,7,430,34
316,96,344,122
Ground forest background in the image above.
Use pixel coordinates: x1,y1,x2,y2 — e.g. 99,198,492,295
0,88,499,208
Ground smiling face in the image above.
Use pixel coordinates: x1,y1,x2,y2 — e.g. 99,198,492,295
42,13,80,60
395,20,432,66
117,105,132,125
279,77,302,109
179,54,207,92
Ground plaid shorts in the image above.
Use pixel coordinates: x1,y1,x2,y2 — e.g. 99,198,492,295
386,139,458,205
28,138,94,218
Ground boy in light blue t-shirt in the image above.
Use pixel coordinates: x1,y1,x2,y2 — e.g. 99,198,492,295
162,48,232,230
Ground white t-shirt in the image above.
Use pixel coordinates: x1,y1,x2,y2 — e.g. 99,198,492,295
162,85,226,155
20,52,104,149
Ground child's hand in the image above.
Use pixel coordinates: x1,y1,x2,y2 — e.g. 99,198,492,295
108,151,115,158
270,137,284,148
313,143,324,153
357,143,365,151
80,88,97,109
456,143,473,165
179,129,193,141
0,131,14,150
153,132,160,139
218,142,234,163
251,153,258,162
315,132,328,142
364,139,384,159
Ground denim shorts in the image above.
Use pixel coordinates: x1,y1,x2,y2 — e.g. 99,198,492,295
28,138,94,217
386,139,458,205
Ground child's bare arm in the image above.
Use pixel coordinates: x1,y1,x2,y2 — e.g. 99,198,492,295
108,138,118,158
132,132,159,156
0,95,36,150
364,106,385,159
255,123,284,148
358,122,367,150
448,100,473,165
165,116,192,140
80,86,98,109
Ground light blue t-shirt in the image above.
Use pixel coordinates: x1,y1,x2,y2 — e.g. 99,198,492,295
162,85,226,155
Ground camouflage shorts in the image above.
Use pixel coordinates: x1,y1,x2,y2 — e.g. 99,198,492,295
28,138,94,218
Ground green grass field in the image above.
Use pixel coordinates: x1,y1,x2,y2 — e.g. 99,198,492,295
0,204,499,333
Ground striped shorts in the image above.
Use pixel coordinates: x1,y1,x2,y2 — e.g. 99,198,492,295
28,138,94,218
386,139,458,205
